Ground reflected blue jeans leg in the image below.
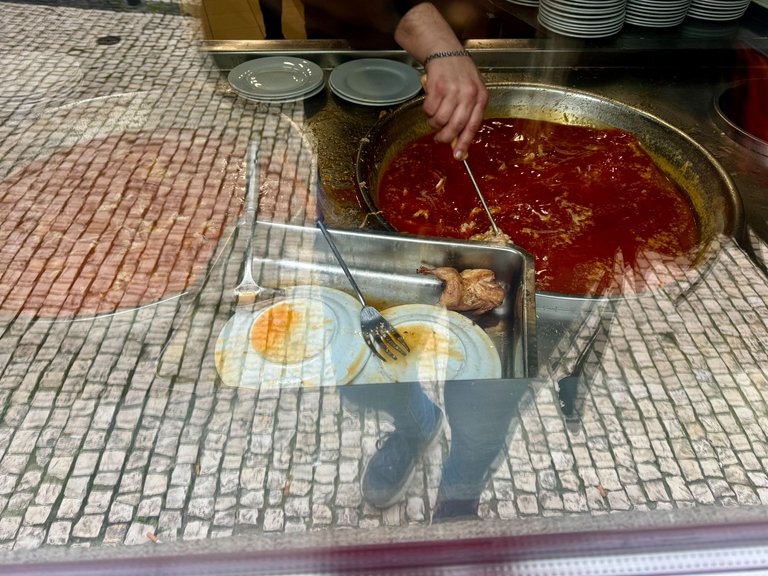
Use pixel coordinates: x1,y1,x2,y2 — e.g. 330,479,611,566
341,379,520,518
437,380,520,505
340,381,439,441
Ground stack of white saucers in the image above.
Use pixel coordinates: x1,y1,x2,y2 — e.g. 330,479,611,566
328,59,422,107
625,0,691,26
687,0,751,20
505,0,539,7
227,56,325,104
538,0,627,38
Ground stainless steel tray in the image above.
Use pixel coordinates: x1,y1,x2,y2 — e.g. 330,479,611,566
156,221,537,389
251,222,538,380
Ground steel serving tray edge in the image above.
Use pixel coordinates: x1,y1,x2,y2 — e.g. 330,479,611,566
251,221,537,379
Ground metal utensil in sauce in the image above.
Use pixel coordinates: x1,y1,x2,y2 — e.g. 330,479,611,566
461,155,501,237
419,74,502,237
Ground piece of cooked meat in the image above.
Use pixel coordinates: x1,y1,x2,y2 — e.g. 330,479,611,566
470,227,513,244
417,266,505,314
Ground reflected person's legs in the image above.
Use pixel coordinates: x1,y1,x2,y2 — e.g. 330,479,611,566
340,382,443,508
260,0,283,39
433,380,523,522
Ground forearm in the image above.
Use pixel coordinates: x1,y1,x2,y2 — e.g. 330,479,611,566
394,2,464,64
394,1,488,159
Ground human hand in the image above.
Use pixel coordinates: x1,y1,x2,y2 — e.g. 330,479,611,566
394,3,488,160
422,57,487,160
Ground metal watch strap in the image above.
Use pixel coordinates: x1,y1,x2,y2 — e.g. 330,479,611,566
422,49,472,67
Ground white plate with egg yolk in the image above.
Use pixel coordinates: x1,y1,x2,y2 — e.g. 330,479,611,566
351,304,501,385
214,285,371,390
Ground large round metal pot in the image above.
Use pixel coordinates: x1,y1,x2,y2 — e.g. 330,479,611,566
714,78,768,157
355,82,743,316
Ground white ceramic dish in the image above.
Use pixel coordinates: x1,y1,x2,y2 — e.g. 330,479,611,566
329,58,421,106
214,285,370,390
232,81,325,104
688,0,750,19
351,304,502,385
538,15,625,36
228,56,324,101
538,0,627,37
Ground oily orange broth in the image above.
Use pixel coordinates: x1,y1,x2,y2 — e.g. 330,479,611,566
377,117,700,296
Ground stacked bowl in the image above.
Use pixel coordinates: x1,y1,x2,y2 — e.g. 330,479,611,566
538,0,627,38
625,0,691,27
687,0,751,20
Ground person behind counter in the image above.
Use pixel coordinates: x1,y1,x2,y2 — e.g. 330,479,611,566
303,0,488,160
259,0,284,39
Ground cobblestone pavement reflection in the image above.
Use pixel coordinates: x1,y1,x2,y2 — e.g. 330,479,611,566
2,0,768,556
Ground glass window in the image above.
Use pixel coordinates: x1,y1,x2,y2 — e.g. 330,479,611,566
1,1,768,573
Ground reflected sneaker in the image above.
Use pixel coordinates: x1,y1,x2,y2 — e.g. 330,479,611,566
361,407,444,508
431,497,480,523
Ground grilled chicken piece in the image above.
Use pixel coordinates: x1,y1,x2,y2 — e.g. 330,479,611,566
417,266,505,314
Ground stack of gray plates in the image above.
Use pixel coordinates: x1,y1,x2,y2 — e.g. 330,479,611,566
328,59,421,107
625,0,691,26
228,57,325,103
538,0,627,38
506,0,539,7
687,0,751,20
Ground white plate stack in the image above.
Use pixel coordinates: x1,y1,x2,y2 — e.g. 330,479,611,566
328,59,422,107
625,0,691,26
505,0,539,7
227,56,325,104
687,0,751,20
538,0,627,38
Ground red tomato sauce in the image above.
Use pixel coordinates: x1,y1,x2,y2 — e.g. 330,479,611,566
378,118,700,296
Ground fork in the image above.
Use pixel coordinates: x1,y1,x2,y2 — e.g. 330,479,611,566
316,219,410,362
